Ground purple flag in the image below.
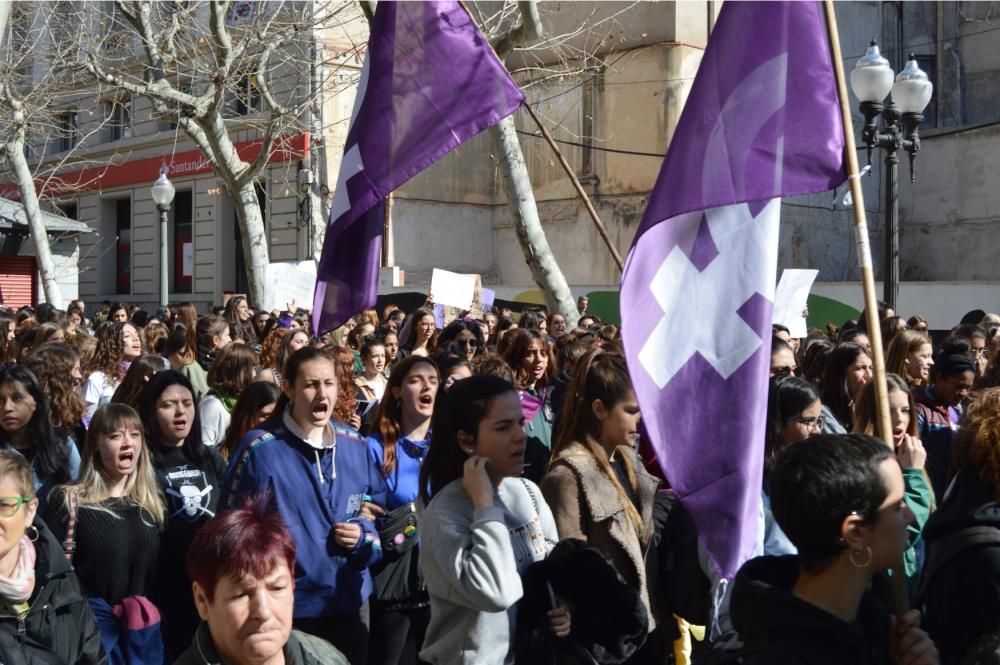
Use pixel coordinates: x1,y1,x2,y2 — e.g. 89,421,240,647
620,2,846,580
313,2,524,334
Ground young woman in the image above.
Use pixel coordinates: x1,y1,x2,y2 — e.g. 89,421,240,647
0,311,16,364
382,330,401,371
438,319,485,362
138,371,228,662
106,303,129,324
223,347,387,664
45,404,166,665
728,434,936,664
182,315,231,399
366,356,439,665
886,330,934,388
853,373,934,593
23,342,87,449
0,365,81,515
419,375,568,665
501,329,555,483
922,388,1000,663
818,342,873,432
219,381,281,460
82,321,143,421
356,338,388,402
199,343,257,447
402,307,437,358
0,451,104,663
257,327,309,388
223,295,255,345
109,355,165,408
541,350,663,663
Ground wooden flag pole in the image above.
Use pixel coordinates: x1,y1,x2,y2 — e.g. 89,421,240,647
822,0,908,614
521,102,625,272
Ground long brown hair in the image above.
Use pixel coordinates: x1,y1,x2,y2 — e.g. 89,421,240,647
327,346,357,423
86,321,131,383
886,330,932,387
853,372,918,438
24,342,85,430
206,343,257,394
550,349,645,542
372,356,439,477
403,307,438,353
501,328,552,391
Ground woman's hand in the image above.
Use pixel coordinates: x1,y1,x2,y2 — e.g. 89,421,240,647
358,502,385,522
462,455,494,509
333,522,362,549
896,434,927,470
548,601,571,638
348,413,362,430
890,610,939,665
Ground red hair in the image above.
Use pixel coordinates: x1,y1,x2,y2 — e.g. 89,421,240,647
328,345,357,423
186,496,296,602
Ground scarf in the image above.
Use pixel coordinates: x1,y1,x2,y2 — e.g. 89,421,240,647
208,388,239,413
0,536,36,614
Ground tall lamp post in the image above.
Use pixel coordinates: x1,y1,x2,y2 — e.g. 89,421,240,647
151,169,175,309
850,42,933,310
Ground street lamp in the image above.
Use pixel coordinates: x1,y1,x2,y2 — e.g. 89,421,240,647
150,169,175,308
850,41,933,310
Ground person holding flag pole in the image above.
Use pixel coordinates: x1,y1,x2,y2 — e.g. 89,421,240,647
619,0,939,661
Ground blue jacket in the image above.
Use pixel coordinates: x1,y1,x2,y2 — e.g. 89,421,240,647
222,412,386,618
366,432,429,510
0,434,80,516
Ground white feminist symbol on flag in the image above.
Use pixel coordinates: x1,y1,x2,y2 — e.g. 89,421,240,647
329,50,372,223
637,53,788,389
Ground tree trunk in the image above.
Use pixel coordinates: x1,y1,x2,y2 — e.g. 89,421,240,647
491,115,579,327
233,180,269,309
5,130,64,308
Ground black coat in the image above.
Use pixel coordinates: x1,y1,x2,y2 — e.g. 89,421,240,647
0,520,106,665
919,468,1000,665
728,555,892,665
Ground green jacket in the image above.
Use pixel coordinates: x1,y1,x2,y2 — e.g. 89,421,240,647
173,623,348,665
900,468,935,590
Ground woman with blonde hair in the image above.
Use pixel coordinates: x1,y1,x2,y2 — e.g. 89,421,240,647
541,349,663,663
886,329,934,388
45,403,166,664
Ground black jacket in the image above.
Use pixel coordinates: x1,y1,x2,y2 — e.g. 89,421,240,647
0,520,106,665
919,468,1000,665
728,555,892,665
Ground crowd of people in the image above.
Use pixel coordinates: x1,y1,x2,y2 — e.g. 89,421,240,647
0,293,997,664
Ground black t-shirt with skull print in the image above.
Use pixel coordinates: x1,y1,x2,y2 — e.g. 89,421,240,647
153,443,228,662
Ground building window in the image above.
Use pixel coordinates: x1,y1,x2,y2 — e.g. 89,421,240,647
228,67,262,117
173,191,193,293
106,98,131,142
56,111,78,152
115,198,131,294
53,201,78,221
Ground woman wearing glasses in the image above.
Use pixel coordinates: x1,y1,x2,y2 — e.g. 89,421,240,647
0,451,103,664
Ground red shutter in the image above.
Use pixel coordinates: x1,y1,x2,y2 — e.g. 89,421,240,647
0,256,37,308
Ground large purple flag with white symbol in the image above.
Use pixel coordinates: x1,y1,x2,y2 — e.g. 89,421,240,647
313,2,523,334
620,2,846,580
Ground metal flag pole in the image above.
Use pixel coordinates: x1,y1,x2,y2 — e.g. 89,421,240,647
822,0,908,614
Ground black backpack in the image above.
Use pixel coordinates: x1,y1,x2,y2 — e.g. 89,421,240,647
915,525,1000,612
650,490,711,626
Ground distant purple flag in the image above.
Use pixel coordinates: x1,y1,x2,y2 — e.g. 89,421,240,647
313,2,524,334
620,2,846,580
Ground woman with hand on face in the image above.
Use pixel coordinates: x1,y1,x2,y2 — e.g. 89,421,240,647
138,371,228,662
419,375,568,665
366,355,439,665
0,365,80,515
82,321,143,422
223,347,387,665
854,373,934,595
728,434,938,665
541,350,664,664
0,451,104,664
45,404,166,665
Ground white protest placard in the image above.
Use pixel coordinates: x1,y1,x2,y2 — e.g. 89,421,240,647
773,269,819,338
431,268,477,309
263,260,317,313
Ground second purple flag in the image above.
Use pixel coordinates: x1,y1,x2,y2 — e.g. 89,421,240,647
313,1,524,335
620,1,847,582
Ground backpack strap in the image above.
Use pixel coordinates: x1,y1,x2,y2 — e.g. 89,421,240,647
916,526,1000,607
62,490,79,561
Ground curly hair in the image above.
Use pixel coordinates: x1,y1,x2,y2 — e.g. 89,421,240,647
23,342,86,430
85,321,129,383
258,328,287,370
327,345,357,423
956,388,1000,500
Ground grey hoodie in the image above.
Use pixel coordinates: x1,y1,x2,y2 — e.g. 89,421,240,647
419,477,558,665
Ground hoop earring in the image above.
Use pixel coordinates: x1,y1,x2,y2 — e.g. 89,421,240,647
25,525,38,542
849,545,872,568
